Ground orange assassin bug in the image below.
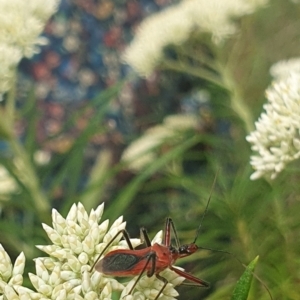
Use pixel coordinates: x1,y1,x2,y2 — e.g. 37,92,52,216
90,176,218,299
92,218,210,299
91,173,273,300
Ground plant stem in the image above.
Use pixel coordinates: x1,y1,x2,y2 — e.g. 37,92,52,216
4,71,50,223
220,66,254,133
9,137,51,222
161,59,224,87
161,58,254,133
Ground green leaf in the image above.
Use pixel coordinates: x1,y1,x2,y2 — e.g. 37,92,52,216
103,134,204,221
231,256,259,300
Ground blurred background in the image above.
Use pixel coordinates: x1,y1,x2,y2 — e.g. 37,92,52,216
1,0,300,299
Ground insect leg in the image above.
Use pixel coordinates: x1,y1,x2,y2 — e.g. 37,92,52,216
169,265,210,287
126,228,158,295
127,250,171,300
153,273,169,300
126,251,157,296
163,217,180,248
90,229,133,271
140,227,152,247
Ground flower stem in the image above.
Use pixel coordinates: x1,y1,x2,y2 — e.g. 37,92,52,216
6,70,16,129
4,71,51,223
220,66,254,133
160,58,254,133
161,59,224,87
9,137,51,222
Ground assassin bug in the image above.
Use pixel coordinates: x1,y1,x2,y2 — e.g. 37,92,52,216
90,176,218,299
91,174,273,300
92,218,210,299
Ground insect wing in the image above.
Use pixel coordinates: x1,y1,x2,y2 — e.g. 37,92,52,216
95,249,145,276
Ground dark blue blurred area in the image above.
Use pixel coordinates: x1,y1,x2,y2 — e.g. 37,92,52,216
16,0,211,176
15,1,179,157
19,0,172,104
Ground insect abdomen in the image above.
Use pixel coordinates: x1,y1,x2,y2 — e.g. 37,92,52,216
96,252,142,275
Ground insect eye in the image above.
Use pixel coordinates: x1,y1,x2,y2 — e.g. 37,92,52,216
179,245,189,254
169,246,177,253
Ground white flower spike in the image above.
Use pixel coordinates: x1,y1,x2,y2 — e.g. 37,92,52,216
121,114,199,171
123,0,268,77
0,244,26,299
0,203,185,299
270,58,300,79
247,71,300,180
0,0,60,95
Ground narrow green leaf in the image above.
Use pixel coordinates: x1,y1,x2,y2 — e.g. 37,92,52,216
231,256,259,300
21,86,39,156
103,135,203,220
79,149,113,212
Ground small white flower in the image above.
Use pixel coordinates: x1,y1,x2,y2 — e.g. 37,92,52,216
123,0,267,76
31,202,140,299
0,165,19,197
34,150,51,166
0,245,13,283
0,0,59,57
270,57,300,79
121,114,199,171
0,244,26,298
246,71,300,179
0,0,60,95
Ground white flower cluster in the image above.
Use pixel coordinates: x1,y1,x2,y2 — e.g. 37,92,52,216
0,245,25,300
0,165,19,197
123,0,268,77
0,202,184,300
246,71,300,180
121,114,199,171
269,57,300,79
0,0,60,95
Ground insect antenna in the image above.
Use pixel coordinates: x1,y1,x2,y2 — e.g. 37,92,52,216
193,169,219,244
191,170,273,300
198,248,273,300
